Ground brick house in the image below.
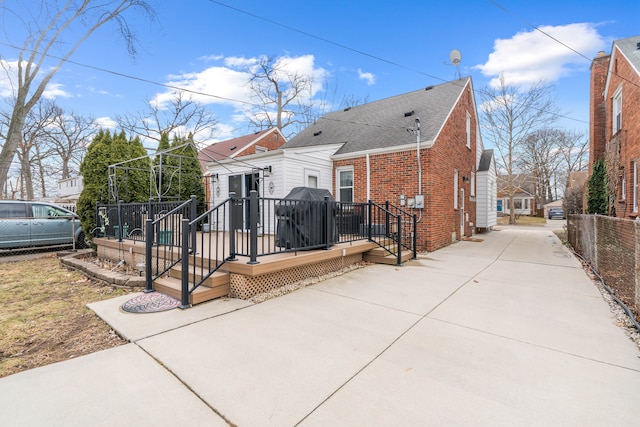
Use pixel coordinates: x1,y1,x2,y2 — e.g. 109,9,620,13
283,77,492,251
496,174,537,217
589,35,640,218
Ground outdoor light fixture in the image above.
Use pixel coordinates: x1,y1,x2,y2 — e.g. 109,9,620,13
263,165,272,176
462,175,470,183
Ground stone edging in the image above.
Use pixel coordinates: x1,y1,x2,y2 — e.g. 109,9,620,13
58,249,146,288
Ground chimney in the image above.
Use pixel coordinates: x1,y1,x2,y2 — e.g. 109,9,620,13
589,51,610,170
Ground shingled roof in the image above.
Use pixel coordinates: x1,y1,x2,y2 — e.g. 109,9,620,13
282,77,471,156
613,35,640,73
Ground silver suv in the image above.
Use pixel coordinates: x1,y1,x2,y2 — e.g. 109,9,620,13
0,200,85,250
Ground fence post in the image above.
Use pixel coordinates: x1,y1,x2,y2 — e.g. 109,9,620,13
228,192,237,261
593,215,598,274
144,218,154,293
180,218,190,309
248,190,259,264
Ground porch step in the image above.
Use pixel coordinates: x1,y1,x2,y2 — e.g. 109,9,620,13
364,249,414,265
153,270,230,306
366,245,399,257
169,264,229,287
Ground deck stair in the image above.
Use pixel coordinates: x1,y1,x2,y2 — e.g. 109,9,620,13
364,238,414,265
153,260,230,305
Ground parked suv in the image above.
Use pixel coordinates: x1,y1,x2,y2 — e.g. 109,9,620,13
0,200,85,250
547,207,566,220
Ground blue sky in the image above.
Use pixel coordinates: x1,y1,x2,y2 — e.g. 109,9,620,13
2,0,639,147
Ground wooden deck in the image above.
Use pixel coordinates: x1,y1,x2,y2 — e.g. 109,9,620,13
93,232,409,306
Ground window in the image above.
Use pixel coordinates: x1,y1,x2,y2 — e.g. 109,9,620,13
613,88,622,134
514,199,523,210
307,175,318,188
621,168,626,200
634,160,638,213
453,170,459,209
305,169,320,188
466,111,471,149
524,199,529,210
337,168,353,202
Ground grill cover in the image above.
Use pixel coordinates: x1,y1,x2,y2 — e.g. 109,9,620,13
275,187,338,249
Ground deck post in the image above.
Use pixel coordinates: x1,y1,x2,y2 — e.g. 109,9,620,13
144,218,154,293
248,190,259,264
117,200,123,242
180,218,190,309
385,200,390,239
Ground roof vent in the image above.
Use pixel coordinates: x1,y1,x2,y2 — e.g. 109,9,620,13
404,110,415,117
313,131,322,136
637,42,640,50
425,86,434,91
344,107,351,112
230,146,237,151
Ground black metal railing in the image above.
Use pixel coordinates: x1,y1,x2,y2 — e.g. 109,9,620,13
100,192,417,308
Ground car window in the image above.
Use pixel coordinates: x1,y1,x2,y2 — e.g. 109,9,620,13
0,202,27,218
32,204,69,219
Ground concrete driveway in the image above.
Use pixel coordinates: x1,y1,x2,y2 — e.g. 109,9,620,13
1,225,638,426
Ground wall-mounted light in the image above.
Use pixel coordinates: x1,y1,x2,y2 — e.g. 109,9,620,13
210,173,219,182
263,165,272,176
462,175,470,183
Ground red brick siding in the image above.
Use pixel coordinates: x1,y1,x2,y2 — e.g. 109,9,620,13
603,49,640,218
590,54,610,168
238,131,285,156
333,85,477,251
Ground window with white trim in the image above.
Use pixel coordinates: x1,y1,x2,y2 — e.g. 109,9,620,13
470,171,475,197
305,169,320,188
337,168,354,202
453,170,459,209
613,88,622,134
621,168,626,200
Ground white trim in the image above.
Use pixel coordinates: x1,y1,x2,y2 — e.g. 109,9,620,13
336,166,354,202
366,153,370,201
634,160,638,213
454,169,459,209
612,85,622,134
331,141,434,161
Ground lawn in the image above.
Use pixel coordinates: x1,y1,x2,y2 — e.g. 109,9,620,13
497,215,548,226
0,255,130,378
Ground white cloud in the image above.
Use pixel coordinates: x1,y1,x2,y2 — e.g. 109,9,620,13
94,116,117,129
357,68,376,85
43,83,72,99
476,23,606,88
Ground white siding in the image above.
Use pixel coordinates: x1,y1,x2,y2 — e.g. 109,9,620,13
476,157,497,229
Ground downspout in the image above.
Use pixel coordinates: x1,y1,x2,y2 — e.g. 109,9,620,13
366,153,371,202
416,118,421,195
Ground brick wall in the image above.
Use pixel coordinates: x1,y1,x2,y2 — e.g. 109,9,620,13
603,47,640,218
590,53,610,167
239,130,285,156
333,84,478,251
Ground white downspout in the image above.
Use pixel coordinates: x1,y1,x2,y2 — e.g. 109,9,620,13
366,152,371,202
416,118,421,195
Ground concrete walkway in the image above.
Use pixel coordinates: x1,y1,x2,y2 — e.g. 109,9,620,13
1,224,639,426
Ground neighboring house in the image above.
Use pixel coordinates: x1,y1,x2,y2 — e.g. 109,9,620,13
497,174,537,216
476,149,497,231
199,128,287,207
56,175,83,205
283,77,493,251
589,35,640,218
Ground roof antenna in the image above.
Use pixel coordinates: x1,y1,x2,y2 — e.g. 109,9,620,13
444,49,462,79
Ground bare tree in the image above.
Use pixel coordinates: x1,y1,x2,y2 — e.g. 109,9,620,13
115,92,218,149
519,128,565,205
44,109,97,179
480,75,560,223
0,0,155,193
245,56,317,139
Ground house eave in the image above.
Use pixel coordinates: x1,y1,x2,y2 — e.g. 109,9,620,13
331,141,435,161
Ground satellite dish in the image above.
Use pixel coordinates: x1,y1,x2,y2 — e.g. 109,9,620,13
449,49,462,65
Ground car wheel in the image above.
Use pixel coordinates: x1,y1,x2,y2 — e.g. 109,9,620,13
76,231,88,249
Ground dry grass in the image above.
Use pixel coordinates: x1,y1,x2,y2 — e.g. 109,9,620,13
497,215,547,226
0,255,131,378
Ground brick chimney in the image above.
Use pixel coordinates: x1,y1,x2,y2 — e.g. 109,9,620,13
589,51,610,170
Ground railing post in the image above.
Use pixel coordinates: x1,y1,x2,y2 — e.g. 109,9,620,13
367,200,373,241
189,195,197,254
248,190,259,264
412,214,418,259
385,200,390,239
144,218,154,293
324,196,331,250
117,200,123,242
180,218,190,309
396,215,403,266
228,192,237,261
